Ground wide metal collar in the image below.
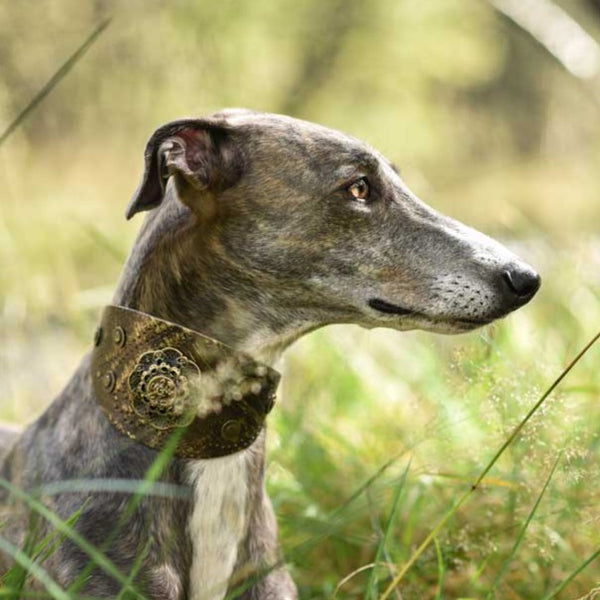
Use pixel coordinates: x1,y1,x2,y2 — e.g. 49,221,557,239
91,305,280,459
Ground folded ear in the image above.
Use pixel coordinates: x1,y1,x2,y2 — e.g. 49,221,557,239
125,118,244,220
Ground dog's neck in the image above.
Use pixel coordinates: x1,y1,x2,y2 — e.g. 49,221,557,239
112,202,317,365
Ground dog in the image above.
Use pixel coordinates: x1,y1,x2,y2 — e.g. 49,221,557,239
0,109,540,599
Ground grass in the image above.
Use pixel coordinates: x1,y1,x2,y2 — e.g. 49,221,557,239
272,320,600,599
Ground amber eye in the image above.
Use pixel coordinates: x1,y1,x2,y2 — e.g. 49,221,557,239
347,177,370,202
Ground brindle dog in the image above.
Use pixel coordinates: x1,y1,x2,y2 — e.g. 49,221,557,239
0,109,540,599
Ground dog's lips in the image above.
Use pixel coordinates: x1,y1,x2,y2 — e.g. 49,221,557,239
367,298,414,316
367,298,494,329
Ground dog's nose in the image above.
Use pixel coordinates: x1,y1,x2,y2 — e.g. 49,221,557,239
502,266,541,300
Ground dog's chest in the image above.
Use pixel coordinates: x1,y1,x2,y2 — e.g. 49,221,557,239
186,454,250,600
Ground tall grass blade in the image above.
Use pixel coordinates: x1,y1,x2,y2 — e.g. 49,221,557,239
364,459,411,599
336,449,409,515
433,537,445,600
379,329,600,600
67,430,183,596
0,17,112,147
2,503,85,597
0,479,145,599
2,510,42,595
542,546,600,598
225,454,412,600
39,479,189,500
0,535,70,600
486,452,562,598
115,536,153,600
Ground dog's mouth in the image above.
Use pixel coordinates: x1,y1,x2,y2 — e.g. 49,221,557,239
367,298,493,329
368,298,414,316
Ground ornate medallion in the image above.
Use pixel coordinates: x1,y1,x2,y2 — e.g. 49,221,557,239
128,347,201,430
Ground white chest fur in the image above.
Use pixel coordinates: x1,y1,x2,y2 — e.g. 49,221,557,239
186,453,250,600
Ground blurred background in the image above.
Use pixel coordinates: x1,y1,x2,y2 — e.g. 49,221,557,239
2,0,600,598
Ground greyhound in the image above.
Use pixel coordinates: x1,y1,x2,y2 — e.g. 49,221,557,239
0,109,540,599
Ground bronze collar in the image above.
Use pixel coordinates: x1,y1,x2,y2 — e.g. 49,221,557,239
91,305,280,459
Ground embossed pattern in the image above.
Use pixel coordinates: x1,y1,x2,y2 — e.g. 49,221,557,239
129,347,200,429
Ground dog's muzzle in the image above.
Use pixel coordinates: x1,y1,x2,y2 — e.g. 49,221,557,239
91,305,280,459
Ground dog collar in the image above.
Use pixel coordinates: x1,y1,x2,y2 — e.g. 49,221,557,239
91,305,280,459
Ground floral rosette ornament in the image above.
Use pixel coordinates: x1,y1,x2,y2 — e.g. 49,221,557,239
128,347,201,429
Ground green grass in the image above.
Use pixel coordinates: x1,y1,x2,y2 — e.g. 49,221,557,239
270,318,600,599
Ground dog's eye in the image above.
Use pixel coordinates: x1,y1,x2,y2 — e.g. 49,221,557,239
347,177,370,202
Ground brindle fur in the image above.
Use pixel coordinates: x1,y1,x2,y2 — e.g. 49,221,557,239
0,109,540,599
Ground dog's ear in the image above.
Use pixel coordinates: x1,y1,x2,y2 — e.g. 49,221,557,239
126,119,243,220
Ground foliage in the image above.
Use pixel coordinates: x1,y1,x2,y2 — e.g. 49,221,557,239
2,1,600,598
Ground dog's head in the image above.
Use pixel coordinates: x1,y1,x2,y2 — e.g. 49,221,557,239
126,109,539,338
